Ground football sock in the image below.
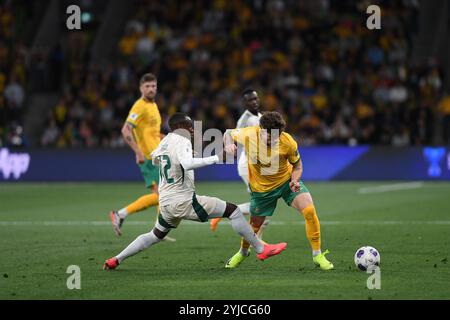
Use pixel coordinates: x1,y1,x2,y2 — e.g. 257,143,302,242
210,203,250,232
117,208,128,219
237,203,268,238
238,202,250,215
229,208,264,254
301,205,321,254
116,230,162,263
240,222,263,256
125,193,159,216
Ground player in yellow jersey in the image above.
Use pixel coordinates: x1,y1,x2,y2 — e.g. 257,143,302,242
109,73,174,241
223,111,333,270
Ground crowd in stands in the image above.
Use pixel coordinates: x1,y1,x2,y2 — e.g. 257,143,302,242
36,0,450,147
0,0,29,147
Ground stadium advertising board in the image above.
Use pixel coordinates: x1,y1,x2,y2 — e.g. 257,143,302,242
1,147,449,182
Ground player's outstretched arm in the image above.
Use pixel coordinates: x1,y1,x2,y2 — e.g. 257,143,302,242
177,141,220,170
179,156,220,170
121,122,145,164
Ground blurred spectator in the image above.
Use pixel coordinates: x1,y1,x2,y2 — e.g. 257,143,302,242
438,93,450,144
41,117,60,147
0,1,30,147
4,75,25,109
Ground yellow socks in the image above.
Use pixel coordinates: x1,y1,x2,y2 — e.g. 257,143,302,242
301,205,321,252
125,193,159,215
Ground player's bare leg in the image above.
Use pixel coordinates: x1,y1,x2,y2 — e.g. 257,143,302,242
238,202,269,238
237,174,269,238
291,192,333,270
211,174,269,234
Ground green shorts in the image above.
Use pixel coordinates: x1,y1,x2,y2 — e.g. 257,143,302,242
139,159,160,188
250,179,310,217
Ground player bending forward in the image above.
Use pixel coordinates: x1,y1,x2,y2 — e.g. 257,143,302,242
103,113,287,270
210,88,269,234
223,111,334,270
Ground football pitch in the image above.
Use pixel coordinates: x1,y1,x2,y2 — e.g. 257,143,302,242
0,181,449,300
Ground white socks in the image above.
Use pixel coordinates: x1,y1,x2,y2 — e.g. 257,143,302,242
116,230,162,263
313,250,322,257
118,208,128,219
229,208,264,254
237,202,250,215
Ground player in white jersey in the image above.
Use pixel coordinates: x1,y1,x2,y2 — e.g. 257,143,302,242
210,89,269,234
236,89,262,189
103,113,287,270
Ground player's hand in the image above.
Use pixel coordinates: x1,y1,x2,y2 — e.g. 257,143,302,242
289,181,300,192
136,151,145,164
224,144,237,155
217,149,228,163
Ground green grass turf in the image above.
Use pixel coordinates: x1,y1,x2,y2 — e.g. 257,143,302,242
0,181,449,300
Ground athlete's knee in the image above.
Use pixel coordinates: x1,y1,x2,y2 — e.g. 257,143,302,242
301,204,317,221
223,202,239,218
292,193,313,210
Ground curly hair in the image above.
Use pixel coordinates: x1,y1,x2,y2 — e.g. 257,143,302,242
259,111,286,131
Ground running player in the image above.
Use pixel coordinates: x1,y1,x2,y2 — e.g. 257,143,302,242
103,113,287,270
223,111,334,270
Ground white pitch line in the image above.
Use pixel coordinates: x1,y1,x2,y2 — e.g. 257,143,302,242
358,182,424,194
0,220,449,226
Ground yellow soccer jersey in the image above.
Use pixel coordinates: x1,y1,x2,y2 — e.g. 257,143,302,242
230,126,300,192
126,98,161,160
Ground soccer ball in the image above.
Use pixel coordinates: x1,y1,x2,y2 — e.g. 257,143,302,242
354,246,380,271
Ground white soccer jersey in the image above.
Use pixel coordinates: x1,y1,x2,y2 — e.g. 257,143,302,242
151,133,195,206
236,110,262,129
151,132,219,206
236,110,262,176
